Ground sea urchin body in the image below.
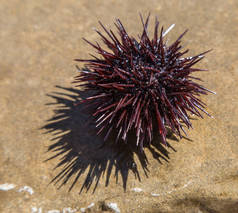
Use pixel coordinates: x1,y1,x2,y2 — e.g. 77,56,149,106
74,14,214,150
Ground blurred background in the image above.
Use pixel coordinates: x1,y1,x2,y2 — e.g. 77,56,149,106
0,0,238,212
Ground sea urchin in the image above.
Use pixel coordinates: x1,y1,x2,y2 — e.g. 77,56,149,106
74,14,214,150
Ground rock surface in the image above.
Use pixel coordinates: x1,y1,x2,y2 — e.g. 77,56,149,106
0,0,238,212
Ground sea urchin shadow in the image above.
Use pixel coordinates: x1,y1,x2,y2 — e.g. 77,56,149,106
42,85,178,193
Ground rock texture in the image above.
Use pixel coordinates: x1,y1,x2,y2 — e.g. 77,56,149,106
0,0,238,212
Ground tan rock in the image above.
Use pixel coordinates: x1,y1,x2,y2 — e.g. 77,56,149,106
0,0,238,212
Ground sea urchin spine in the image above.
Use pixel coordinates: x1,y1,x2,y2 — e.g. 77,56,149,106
74,14,214,150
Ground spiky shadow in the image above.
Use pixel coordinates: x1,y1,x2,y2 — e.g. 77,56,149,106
42,85,178,193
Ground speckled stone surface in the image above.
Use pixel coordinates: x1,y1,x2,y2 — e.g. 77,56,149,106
0,0,238,212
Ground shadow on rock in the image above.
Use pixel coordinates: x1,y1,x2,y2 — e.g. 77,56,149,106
172,197,238,213
42,85,178,193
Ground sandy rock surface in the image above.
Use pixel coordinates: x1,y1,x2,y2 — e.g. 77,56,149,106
0,0,238,212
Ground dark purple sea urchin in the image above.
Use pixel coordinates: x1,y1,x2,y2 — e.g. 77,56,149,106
74,15,214,150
